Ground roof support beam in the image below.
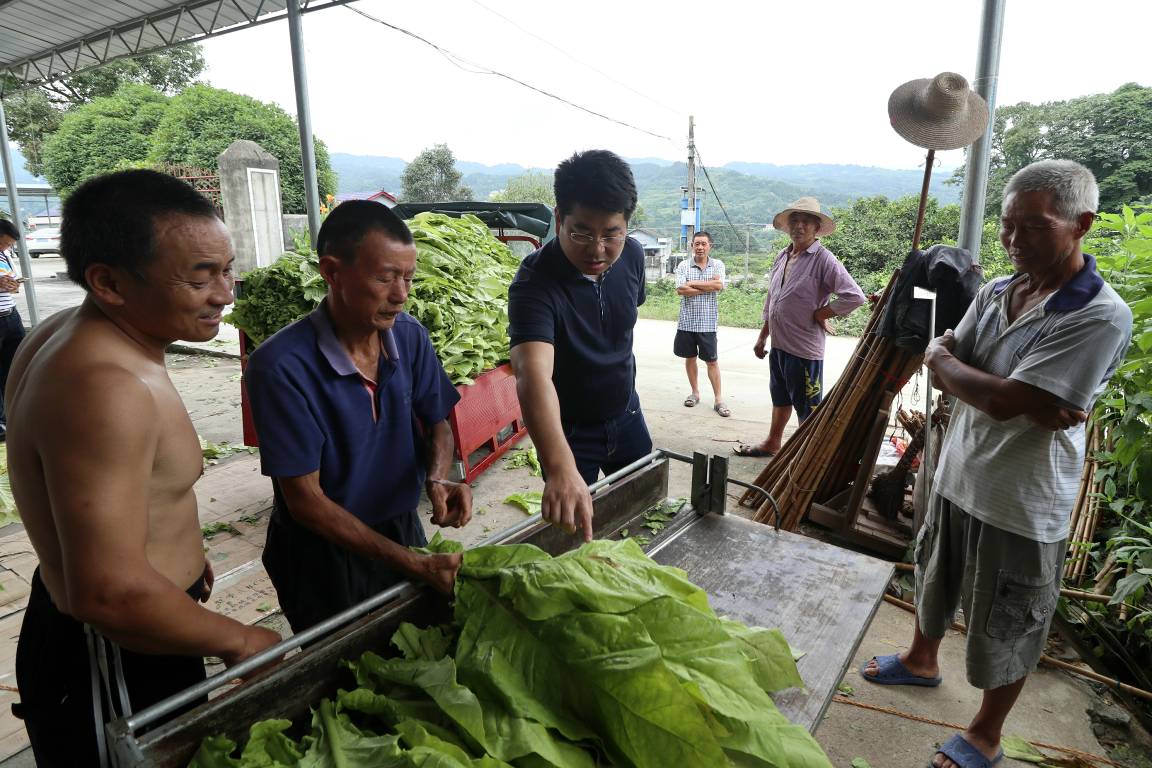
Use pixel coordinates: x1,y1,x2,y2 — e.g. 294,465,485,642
0,99,41,324
286,0,321,247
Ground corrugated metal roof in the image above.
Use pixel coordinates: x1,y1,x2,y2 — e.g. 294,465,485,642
0,0,350,94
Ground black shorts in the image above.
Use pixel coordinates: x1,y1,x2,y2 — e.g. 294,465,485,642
15,568,208,768
768,347,823,421
673,330,718,362
263,504,428,634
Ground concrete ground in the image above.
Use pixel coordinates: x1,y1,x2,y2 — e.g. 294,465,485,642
1,257,1146,767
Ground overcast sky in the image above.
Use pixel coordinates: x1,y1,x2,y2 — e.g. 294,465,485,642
199,0,1152,171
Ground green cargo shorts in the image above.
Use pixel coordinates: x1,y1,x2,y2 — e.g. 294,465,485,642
914,493,1065,690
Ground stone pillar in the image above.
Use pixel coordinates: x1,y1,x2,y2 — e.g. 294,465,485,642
218,140,286,273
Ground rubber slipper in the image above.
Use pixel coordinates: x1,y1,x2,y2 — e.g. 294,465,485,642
860,654,942,687
733,443,775,458
930,733,1003,768
714,402,731,418
683,393,700,407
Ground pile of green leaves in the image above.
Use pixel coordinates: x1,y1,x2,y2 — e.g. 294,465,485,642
405,213,519,384
190,538,831,768
224,212,518,385
224,248,327,346
502,447,541,476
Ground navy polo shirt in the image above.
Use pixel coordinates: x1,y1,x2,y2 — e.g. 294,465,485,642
508,236,646,424
245,301,460,525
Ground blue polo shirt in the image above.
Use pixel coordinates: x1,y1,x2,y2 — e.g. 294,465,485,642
508,236,646,425
245,301,460,525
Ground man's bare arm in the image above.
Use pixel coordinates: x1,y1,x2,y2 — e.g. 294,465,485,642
510,342,593,541
925,331,1085,428
42,370,280,665
277,472,461,594
423,419,472,529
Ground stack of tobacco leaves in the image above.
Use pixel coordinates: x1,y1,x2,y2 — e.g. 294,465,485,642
189,537,832,768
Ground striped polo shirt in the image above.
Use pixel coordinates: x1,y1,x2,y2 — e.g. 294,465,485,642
933,255,1132,543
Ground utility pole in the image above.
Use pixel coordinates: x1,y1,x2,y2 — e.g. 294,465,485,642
687,115,696,244
744,224,751,280
680,116,702,252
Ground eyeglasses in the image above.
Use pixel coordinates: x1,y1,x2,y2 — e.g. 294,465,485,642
567,231,627,247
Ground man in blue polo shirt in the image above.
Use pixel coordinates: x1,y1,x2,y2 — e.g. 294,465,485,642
508,149,651,542
246,201,471,633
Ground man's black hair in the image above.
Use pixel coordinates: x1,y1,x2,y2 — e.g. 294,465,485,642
553,150,637,221
0,219,19,241
61,169,220,290
317,200,413,264
693,230,713,244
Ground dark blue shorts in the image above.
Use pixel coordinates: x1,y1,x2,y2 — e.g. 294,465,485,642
561,391,653,485
768,348,823,421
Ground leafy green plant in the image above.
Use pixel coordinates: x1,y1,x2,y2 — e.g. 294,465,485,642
1060,204,1152,698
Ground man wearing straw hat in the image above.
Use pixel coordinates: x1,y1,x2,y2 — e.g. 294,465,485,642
863,159,1132,768
734,197,864,457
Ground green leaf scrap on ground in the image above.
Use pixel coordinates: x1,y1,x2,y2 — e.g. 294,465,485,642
503,491,543,516
201,522,240,540
199,436,255,468
1001,735,1047,763
191,538,832,768
502,446,542,476
851,759,872,768
837,683,855,696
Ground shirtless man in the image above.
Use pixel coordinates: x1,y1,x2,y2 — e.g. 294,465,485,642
9,169,281,766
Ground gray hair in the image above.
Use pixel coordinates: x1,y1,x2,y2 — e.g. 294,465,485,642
1002,159,1099,222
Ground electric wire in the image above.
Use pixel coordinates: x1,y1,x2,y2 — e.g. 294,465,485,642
693,145,747,251
346,4,674,143
466,0,684,117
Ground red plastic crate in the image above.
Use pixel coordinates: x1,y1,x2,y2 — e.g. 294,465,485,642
239,329,260,448
449,363,528,484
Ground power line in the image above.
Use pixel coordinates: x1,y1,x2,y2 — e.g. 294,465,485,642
345,4,675,143
693,146,745,250
466,0,684,118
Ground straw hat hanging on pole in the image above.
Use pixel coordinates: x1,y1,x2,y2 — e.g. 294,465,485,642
887,72,989,250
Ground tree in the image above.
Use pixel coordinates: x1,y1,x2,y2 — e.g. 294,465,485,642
819,195,1005,294
5,46,205,176
489,170,554,206
951,83,1152,215
40,84,169,197
147,84,337,214
401,144,473,202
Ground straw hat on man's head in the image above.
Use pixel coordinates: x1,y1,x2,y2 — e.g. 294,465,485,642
887,71,989,151
772,197,836,237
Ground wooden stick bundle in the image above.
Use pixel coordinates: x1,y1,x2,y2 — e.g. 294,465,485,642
740,272,923,530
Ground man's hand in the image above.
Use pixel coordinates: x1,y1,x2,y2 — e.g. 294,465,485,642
426,478,472,528
1030,406,1088,431
753,337,768,360
0,276,20,293
419,552,463,595
221,625,283,675
676,285,701,297
542,468,594,542
924,329,957,370
198,560,215,603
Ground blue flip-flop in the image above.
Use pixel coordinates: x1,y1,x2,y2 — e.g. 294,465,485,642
930,733,1003,768
860,653,942,687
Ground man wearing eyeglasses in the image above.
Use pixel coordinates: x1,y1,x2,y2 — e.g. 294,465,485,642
509,149,651,542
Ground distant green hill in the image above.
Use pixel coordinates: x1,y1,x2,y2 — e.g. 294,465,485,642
328,152,960,241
